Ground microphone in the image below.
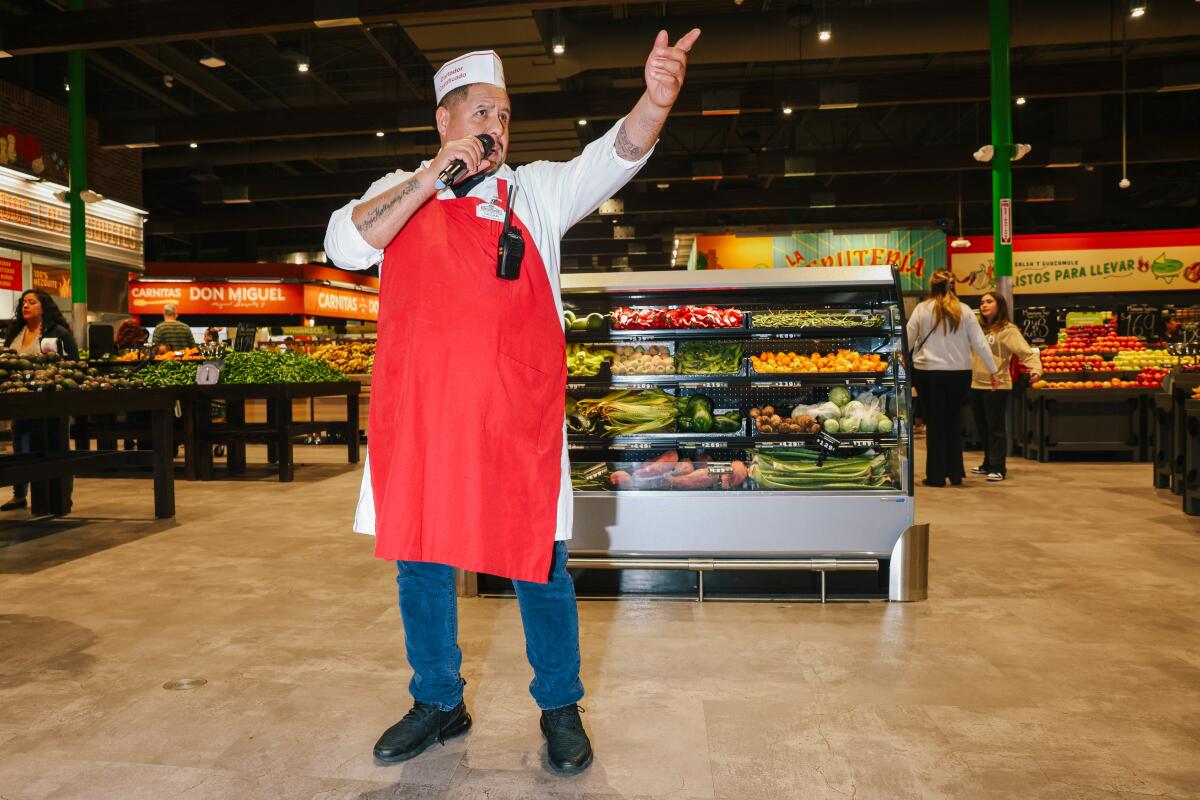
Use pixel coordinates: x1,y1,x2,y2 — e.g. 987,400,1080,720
435,134,495,190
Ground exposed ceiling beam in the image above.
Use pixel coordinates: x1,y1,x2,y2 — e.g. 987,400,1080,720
174,137,1199,205
0,0,619,57
6,0,1200,66
107,57,1197,149
145,175,1076,236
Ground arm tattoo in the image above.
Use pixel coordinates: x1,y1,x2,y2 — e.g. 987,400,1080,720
614,122,645,161
354,176,421,236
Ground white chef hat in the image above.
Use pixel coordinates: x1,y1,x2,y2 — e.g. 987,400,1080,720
433,50,506,104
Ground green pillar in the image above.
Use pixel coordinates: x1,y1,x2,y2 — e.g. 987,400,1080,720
989,0,1014,304
68,0,88,339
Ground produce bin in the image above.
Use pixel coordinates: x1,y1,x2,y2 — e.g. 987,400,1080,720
1167,373,1200,497
1152,391,1174,490
556,266,921,602
1028,388,1150,462
1183,399,1200,515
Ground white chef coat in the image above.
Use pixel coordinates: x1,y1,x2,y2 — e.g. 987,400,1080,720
324,116,655,542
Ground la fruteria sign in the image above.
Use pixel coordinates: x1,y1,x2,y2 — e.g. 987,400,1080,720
129,281,378,321
950,229,1200,296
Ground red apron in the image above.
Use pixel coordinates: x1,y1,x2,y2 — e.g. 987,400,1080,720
369,179,566,584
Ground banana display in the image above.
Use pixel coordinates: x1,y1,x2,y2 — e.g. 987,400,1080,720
310,342,375,375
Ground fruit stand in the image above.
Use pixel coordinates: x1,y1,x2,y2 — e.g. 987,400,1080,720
553,266,925,602
1184,399,1200,516
0,386,179,519
1021,319,1178,462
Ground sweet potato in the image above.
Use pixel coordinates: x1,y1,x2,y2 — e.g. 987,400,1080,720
672,459,694,476
667,468,716,490
609,470,633,489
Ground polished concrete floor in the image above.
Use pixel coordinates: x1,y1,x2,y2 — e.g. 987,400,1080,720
1,445,1198,799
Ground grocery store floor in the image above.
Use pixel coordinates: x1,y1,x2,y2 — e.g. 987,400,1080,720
1,445,1198,800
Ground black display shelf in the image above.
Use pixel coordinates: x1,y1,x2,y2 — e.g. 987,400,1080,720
747,326,896,340
567,371,901,390
746,369,897,385
750,432,902,449
566,325,899,343
567,435,752,451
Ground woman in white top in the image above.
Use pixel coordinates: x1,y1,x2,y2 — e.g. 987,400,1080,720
906,271,999,487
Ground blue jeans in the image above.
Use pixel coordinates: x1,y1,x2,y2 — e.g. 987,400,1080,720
396,540,584,712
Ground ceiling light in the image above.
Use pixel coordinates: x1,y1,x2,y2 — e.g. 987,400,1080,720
1015,96,1026,106
63,80,70,93
199,55,226,69
189,142,198,149
577,119,588,126
818,21,832,42
973,145,994,162
1012,143,1033,161
950,237,972,249
655,182,670,190
1119,177,1132,189
297,59,310,73
375,131,385,138
782,106,793,115
163,74,175,89
674,238,680,247
1129,1,1147,18
552,35,566,55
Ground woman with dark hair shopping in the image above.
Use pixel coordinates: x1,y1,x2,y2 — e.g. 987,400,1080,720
2,290,79,511
970,291,1042,482
906,271,999,487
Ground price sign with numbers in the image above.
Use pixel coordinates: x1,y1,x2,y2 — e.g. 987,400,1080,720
1180,322,1200,348
1120,304,1160,341
1018,307,1052,345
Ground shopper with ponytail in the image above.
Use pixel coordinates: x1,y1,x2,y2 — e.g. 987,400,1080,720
906,271,999,487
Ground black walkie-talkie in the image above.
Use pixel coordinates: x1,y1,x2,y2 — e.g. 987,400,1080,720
496,185,524,281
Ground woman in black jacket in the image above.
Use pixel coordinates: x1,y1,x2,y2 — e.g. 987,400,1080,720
4,289,79,359
3,290,79,511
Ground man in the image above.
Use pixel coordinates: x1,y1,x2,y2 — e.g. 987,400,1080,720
151,304,195,351
324,29,700,774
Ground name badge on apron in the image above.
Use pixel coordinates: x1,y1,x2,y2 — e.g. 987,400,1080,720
476,203,505,222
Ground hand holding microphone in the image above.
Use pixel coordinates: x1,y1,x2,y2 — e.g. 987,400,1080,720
434,134,495,190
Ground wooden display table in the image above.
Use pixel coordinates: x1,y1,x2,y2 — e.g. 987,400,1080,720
188,382,360,482
0,388,179,519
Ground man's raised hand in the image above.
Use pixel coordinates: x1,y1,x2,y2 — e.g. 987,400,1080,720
644,28,701,110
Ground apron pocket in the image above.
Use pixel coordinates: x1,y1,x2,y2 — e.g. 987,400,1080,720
484,352,560,453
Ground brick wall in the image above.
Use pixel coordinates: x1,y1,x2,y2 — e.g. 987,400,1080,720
0,79,142,206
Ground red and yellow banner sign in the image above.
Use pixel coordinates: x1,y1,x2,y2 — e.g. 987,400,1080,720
129,281,378,321
303,285,380,320
950,229,1200,296
0,256,22,292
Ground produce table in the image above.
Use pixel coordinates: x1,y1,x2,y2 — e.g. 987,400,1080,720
1165,374,1200,497
1152,392,1174,490
1183,399,1200,515
1025,387,1151,462
188,382,360,482
0,388,178,518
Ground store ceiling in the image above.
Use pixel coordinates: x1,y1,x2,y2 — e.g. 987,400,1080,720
1,0,1198,270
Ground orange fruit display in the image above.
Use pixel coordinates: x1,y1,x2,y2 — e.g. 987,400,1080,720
749,349,888,374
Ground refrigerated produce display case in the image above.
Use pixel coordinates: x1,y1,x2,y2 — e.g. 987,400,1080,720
560,266,926,602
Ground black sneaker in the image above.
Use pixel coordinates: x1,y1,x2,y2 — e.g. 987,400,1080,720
373,700,471,764
540,704,593,774
970,466,989,475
